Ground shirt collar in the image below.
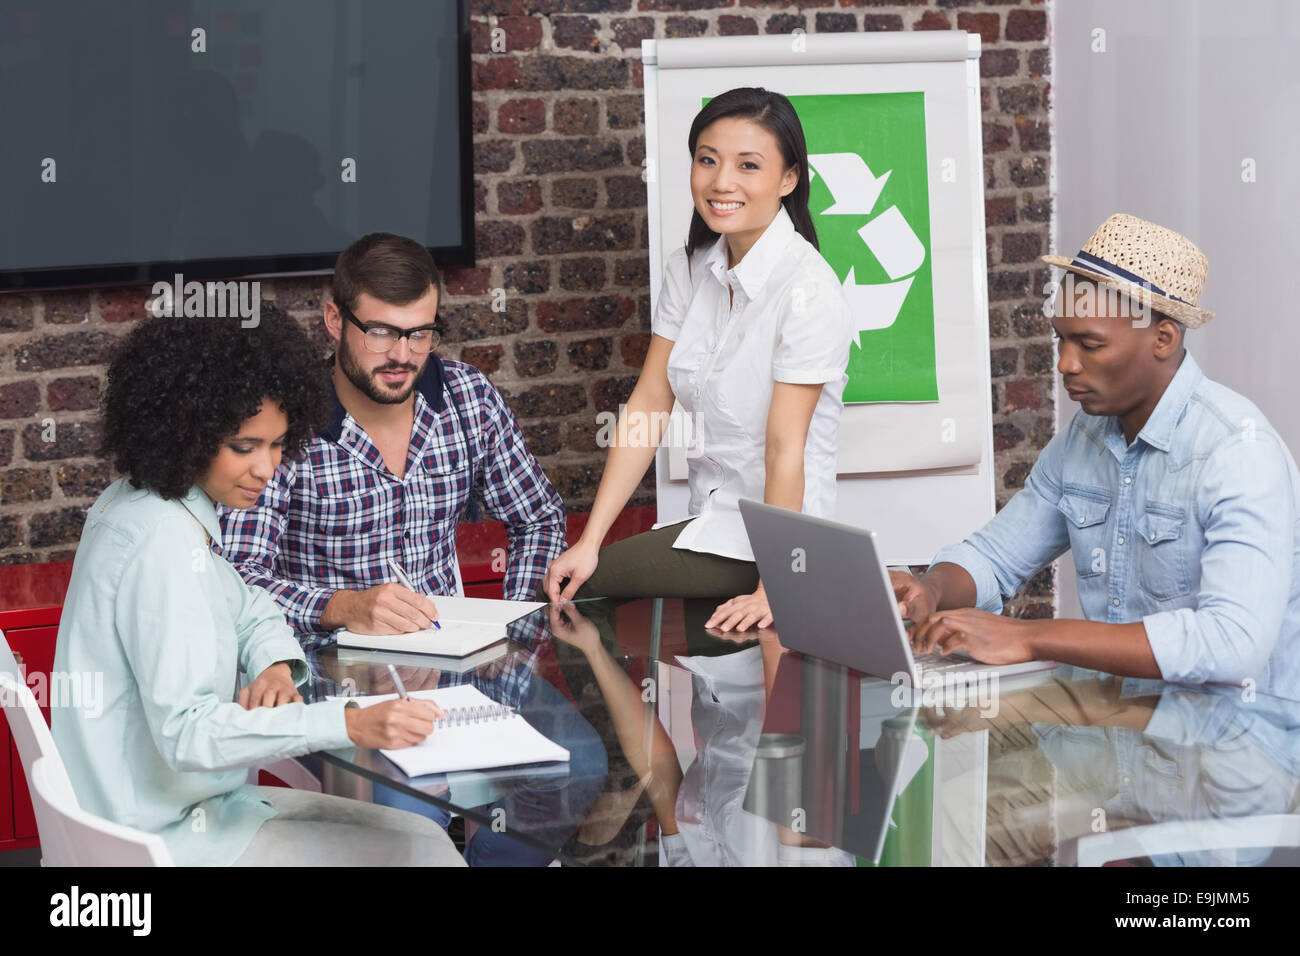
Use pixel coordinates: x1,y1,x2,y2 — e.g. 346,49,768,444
1134,350,1203,452
320,353,448,445
706,204,797,301
180,486,223,547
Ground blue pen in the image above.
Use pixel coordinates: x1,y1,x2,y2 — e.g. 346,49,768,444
386,557,441,630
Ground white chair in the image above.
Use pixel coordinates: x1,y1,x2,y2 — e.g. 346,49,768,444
0,667,174,866
1064,815,1300,866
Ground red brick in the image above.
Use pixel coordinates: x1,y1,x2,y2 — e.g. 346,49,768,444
97,287,151,323
497,15,543,51
474,139,517,174
979,49,1019,78
1006,9,1046,42
461,343,505,375
1003,380,1041,411
989,347,1018,378
992,422,1025,452
553,98,600,136
473,56,522,91
42,291,91,325
913,10,951,31
863,14,904,32
498,179,543,215
498,97,545,134
442,267,491,297
0,295,35,332
620,332,651,368
536,296,636,333
553,15,600,52
986,195,1017,226
983,122,1012,153
47,376,100,412
957,12,999,45
0,381,40,419
718,15,758,36
664,15,707,38
613,16,656,48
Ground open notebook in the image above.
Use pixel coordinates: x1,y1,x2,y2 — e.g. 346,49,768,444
334,596,546,658
331,684,569,777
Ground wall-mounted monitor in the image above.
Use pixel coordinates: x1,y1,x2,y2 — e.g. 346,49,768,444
0,0,473,291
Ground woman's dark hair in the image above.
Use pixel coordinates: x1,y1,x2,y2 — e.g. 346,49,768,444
685,87,817,259
101,305,332,499
332,232,443,313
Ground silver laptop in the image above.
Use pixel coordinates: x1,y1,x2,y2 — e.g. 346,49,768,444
739,499,1056,686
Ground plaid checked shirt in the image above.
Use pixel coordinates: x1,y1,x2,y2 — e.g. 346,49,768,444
216,355,566,682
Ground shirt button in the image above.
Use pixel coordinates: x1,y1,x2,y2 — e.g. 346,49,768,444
1123,477,1132,484
1112,598,1121,607
1117,536,1125,545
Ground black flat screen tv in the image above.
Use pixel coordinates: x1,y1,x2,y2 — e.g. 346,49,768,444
0,0,473,291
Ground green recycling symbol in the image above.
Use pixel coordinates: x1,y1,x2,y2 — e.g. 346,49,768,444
789,92,939,404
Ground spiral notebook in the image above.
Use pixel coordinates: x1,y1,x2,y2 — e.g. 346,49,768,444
330,684,569,777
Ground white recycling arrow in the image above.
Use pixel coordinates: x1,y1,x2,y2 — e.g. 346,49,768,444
807,153,926,334
841,269,915,333
807,153,890,215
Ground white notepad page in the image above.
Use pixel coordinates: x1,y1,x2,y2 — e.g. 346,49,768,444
334,596,546,657
332,684,569,777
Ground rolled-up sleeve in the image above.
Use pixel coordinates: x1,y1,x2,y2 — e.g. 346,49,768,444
1143,432,1295,686
772,277,853,385
117,516,352,773
651,247,692,342
931,430,1072,613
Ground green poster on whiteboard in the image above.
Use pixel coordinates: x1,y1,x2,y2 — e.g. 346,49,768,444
789,92,938,403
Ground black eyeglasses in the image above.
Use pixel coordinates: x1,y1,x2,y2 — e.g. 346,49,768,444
339,305,441,354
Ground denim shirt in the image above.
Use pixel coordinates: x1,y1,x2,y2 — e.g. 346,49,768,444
933,351,1300,699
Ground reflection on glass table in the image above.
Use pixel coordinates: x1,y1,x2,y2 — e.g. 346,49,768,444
303,597,1300,867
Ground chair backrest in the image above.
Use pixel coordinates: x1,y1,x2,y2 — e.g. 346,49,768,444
0,657,70,801
28,757,173,867
1072,815,1300,866
0,632,173,867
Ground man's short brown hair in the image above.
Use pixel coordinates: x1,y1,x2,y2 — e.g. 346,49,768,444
331,233,443,313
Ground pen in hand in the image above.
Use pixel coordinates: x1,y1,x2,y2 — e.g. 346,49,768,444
385,665,445,721
386,557,441,630
386,664,410,700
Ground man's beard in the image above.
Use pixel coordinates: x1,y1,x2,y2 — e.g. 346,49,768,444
338,335,423,405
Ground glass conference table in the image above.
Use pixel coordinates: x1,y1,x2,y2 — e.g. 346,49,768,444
303,597,1300,867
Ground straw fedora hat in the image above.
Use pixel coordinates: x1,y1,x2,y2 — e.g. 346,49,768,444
1042,213,1213,328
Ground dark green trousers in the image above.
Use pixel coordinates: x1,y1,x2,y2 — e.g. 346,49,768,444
571,520,760,601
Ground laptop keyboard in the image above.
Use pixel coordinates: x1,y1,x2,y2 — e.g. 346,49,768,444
914,652,980,674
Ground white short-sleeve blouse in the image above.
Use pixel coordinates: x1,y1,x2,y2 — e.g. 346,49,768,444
651,205,855,562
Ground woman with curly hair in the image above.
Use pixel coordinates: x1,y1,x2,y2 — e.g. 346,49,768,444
50,308,464,866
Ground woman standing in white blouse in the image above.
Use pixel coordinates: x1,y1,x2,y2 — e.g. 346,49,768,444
543,88,854,631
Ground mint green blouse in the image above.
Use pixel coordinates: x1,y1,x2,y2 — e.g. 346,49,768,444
51,479,353,866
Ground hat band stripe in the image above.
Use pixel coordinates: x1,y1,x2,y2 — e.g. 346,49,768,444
1071,250,1189,305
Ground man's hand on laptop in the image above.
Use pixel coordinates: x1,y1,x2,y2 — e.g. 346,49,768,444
889,570,938,624
322,584,440,635
909,608,1034,666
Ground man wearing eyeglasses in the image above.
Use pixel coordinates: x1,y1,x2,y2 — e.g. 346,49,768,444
216,232,567,646
214,235,606,866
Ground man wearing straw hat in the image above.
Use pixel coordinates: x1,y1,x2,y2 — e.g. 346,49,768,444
892,214,1300,699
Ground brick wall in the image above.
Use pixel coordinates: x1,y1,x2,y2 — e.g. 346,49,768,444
0,0,1055,614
